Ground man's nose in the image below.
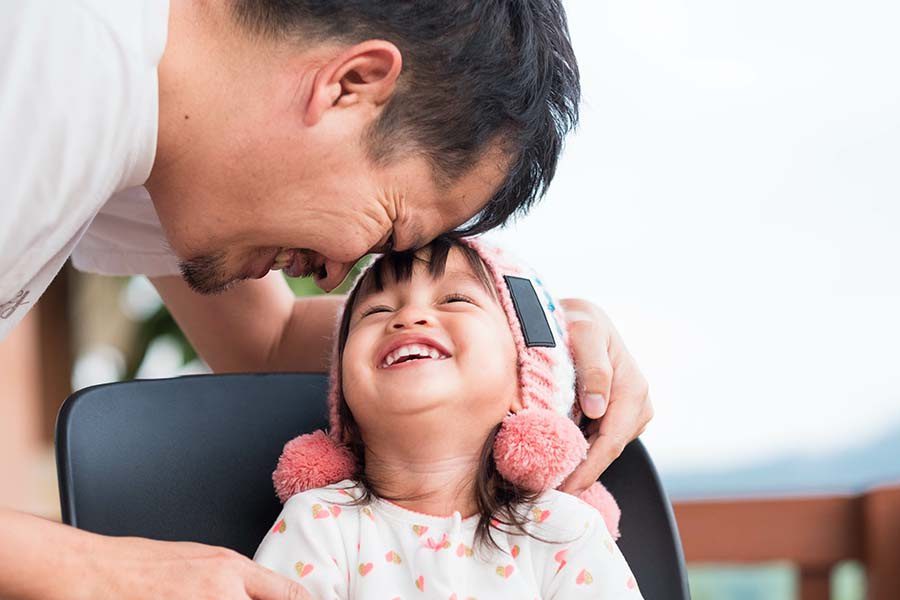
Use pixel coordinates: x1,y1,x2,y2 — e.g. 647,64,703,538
314,259,354,293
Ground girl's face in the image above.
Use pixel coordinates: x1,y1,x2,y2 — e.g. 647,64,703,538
341,247,521,436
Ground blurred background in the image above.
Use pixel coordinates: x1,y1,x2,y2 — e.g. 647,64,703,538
1,1,898,599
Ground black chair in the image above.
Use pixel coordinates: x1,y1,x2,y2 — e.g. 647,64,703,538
56,373,690,599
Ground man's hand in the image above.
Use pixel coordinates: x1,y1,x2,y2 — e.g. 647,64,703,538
0,509,311,600
90,537,313,600
557,298,654,495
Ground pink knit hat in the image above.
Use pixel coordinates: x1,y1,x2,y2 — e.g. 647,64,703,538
272,237,621,537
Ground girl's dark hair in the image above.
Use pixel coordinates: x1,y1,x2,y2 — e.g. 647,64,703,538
333,235,544,553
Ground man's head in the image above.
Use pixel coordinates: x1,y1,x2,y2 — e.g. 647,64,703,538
147,0,579,294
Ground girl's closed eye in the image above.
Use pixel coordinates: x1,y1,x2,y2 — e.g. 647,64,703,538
360,304,393,317
441,292,476,305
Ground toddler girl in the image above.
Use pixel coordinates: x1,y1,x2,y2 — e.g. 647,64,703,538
254,236,643,599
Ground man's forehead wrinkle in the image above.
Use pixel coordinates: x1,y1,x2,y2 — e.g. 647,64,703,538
405,218,428,251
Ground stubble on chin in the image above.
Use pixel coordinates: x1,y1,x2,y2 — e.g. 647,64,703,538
178,252,236,295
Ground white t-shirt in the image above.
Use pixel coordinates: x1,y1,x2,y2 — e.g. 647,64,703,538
0,0,170,341
254,480,644,599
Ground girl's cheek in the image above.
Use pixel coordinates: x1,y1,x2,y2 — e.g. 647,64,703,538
344,327,381,372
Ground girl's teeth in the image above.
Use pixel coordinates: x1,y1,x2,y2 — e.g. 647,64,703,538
381,344,449,367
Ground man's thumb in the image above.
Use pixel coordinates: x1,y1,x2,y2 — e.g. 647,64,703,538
246,564,311,600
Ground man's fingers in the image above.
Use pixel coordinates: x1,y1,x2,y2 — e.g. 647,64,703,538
561,387,654,495
560,430,629,494
567,318,613,419
246,563,310,600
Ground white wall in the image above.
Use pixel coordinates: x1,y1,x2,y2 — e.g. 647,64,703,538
488,0,900,472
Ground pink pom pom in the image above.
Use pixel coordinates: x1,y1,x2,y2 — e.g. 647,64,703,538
493,409,588,491
579,481,622,540
272,430,356,503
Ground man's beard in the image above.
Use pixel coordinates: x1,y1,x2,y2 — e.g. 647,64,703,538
178,248,322,294
178,251,236,295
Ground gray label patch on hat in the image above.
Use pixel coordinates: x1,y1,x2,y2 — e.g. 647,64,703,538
504,275,556,347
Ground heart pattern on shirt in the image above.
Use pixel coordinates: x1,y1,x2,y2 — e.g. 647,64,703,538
412,524,429,537
532,508,551,523
456,543,474,558
358,562,374,576
415,575,425,591
272,519,286,534
495,564,515,579
293,561,314,578
576,569,594,585
312,504,330,519
385,550,402,564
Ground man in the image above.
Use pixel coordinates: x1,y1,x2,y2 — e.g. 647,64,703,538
0,1,652,599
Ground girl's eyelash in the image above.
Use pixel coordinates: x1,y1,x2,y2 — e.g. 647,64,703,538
361,305,393,317
442,293,474,304
360,293,473,317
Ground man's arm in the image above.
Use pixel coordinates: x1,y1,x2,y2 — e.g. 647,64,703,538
151,272,344,374
0,508,311,600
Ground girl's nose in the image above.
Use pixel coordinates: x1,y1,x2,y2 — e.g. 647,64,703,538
389,306,432,330
392,318,428,330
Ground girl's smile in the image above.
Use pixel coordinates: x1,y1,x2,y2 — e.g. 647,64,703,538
377,334,452,369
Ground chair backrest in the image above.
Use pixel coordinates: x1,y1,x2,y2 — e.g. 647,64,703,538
56,373,689,599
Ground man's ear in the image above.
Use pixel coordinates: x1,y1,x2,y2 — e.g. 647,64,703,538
304,40,402,126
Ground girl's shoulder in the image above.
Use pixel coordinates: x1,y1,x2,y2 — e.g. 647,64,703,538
525,488,605,540
282,479,365,513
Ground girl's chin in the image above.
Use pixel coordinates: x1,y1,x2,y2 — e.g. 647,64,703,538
372,385,454,409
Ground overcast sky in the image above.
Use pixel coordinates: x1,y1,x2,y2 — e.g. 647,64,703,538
487,0,900,472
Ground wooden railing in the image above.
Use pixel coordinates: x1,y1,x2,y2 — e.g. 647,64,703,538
673,484,900,599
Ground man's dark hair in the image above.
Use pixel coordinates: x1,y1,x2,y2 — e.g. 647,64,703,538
231,0,580,235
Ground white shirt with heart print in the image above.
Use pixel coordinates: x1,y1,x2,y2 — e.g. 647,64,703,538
254,480,643,600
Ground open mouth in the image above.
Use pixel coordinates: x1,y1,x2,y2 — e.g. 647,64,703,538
268,248,323,279
270,248,294,271
380,343,451,369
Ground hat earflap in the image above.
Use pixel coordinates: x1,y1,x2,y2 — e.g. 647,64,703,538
493,407,588,491
272,430,356,503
